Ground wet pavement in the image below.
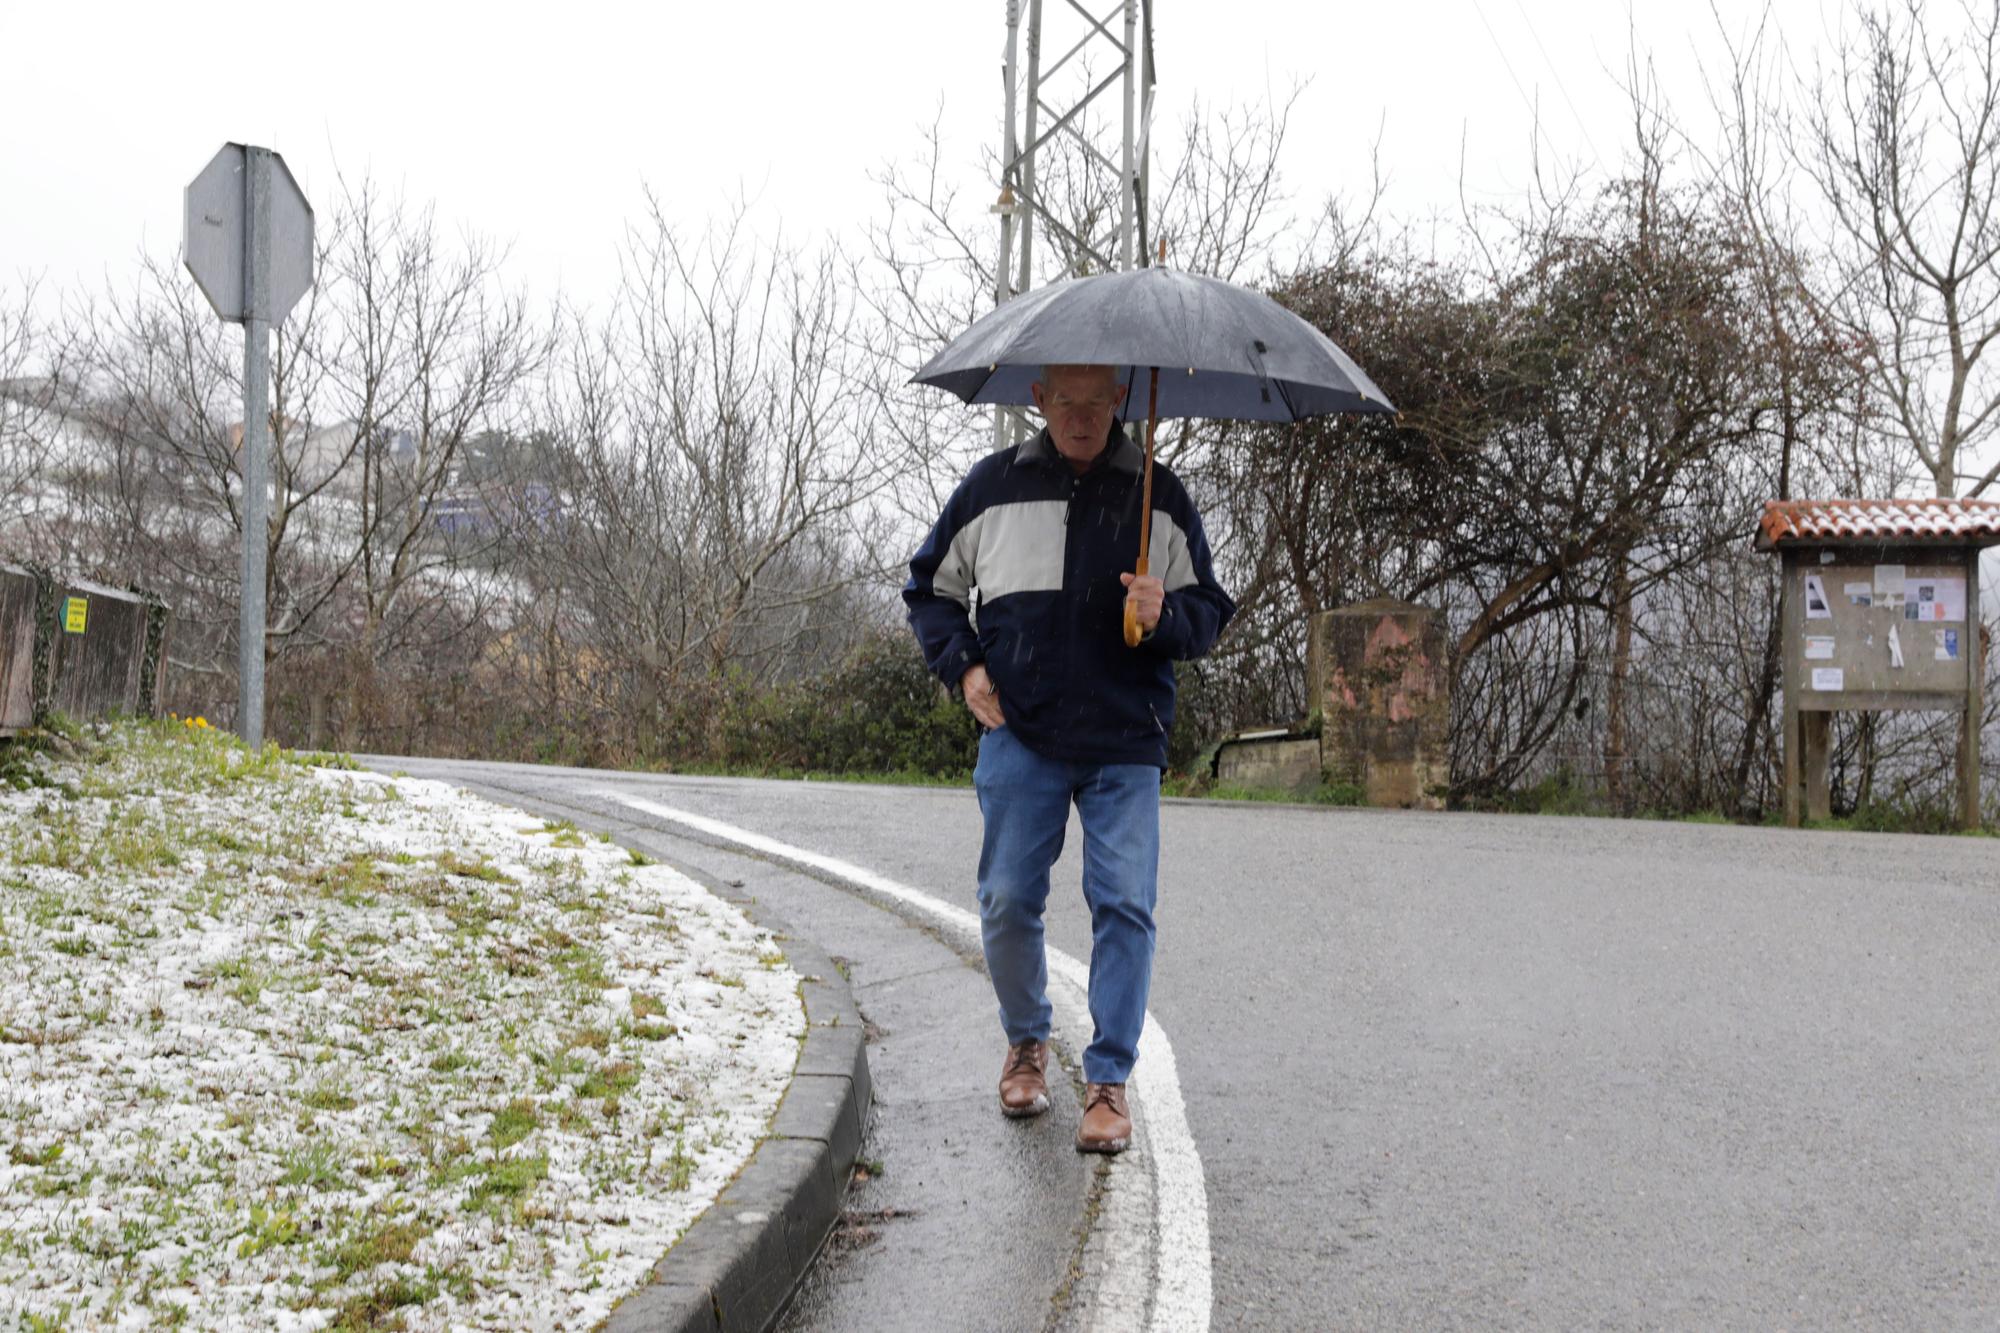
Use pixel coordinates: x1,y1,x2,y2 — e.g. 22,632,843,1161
365,756,2000,1330
368,759,1096,1332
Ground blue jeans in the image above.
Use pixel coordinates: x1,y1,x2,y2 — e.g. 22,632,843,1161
973,726,1160,1085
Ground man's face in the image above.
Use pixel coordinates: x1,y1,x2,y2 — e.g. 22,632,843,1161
1030,366,1127,468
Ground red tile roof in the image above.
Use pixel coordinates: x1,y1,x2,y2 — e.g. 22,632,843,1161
1757,497,2000,549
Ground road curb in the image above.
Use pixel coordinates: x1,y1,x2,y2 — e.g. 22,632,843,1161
602,882,873,1333
600,908,868,1328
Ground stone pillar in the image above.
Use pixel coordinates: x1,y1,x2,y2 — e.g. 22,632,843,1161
1311,600,1449,810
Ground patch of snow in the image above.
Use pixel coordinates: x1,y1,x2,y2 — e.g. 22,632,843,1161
0,724,803,1329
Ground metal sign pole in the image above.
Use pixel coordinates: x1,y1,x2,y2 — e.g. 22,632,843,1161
184,140,313,749
238,147,271,748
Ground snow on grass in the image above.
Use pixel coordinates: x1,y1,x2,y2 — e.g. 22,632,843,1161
0,720,804,1330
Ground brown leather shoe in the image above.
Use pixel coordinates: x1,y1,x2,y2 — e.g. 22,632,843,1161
1076,1082,1131,1154
999,1039,1050,1118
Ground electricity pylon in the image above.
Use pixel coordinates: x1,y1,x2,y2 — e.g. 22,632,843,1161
991,0,1156,447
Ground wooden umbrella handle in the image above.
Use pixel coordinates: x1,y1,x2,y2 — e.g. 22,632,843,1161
1123,366,1162,647
1122,556,1150,646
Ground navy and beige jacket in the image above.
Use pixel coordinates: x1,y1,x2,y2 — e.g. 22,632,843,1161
903,424,1235,769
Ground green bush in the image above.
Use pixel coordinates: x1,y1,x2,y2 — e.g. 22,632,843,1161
1317,781,1366,806
716,634,980,779
1830,798,1973,837
1463,766,1600,816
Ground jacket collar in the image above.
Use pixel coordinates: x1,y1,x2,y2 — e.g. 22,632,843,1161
1015,424,1143,477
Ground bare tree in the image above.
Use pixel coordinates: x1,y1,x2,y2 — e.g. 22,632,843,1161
1800,0,2000,497
62,220,394,720
66,253,306,698
311,176,554,680
40,175,548,743
1150,89,1314,285
1694,5,1892,813
527,200,892,759
0,281,66,550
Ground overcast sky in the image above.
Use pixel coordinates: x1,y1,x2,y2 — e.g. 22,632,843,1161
1,0,1843,321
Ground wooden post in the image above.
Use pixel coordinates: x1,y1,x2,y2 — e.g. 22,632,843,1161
1803,711,1832,822
1781,550,1803,828
1962,550,1986,831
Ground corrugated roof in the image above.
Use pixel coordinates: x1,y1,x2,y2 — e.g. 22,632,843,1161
1757,497,2000,549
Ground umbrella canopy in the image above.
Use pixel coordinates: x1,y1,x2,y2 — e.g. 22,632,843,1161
911,264,1395,421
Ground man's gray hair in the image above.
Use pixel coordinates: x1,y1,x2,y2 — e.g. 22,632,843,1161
1037,364,1122,387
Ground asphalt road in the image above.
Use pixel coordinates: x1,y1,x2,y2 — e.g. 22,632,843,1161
368,756,2000,1330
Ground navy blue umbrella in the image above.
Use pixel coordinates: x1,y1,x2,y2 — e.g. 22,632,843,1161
911,264,1394,421
913,263,1393,644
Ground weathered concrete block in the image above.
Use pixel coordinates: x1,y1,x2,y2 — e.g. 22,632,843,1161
1310,600,1449,810
1214,735,1322,795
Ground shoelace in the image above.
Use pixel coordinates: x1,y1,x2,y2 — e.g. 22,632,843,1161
1085,1085,1126,1115
1006,1043,1042,1078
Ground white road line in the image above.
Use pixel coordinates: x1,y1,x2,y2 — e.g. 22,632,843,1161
605,792,1213,1333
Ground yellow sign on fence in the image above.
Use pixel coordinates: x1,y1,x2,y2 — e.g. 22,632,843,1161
63,596,87,634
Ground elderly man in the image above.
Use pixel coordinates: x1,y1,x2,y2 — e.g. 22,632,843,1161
903,363,1235,1153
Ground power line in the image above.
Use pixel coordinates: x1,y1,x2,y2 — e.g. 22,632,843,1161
1510,0,1610,173
1468,0,1562,167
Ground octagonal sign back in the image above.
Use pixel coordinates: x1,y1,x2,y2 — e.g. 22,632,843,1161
183,143,314,324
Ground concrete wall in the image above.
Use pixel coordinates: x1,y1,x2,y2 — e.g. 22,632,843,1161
1215,735,1321,796
1311,600,1449,810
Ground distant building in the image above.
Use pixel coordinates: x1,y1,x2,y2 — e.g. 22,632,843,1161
0,375,101,477
429,480,560,536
